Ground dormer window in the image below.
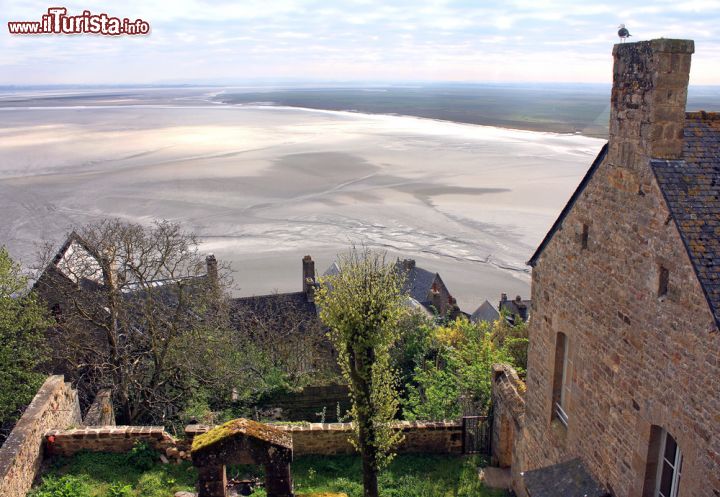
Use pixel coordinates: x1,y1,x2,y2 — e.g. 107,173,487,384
658,266,669,298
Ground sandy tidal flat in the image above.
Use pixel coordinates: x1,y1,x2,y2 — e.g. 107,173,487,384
0,101,605,311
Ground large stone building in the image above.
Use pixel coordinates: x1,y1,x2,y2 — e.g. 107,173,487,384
495,39,720,497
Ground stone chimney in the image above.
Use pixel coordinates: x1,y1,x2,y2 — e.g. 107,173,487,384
431,287,443,315
400,259,416,271
302,255,315,302
609,39,694,169
205,254,218,289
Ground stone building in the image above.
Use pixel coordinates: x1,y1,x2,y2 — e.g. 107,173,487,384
496,39,720,497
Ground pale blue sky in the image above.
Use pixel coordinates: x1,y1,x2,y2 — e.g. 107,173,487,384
2,0,719,85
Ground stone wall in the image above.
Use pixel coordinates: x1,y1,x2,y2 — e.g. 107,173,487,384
517,39,720,497
0,376,81,497
83,389,115,426
46,426,177,457
186,421,462,456
490,364,524,470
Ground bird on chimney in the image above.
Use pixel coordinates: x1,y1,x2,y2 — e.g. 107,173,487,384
618,24,631,42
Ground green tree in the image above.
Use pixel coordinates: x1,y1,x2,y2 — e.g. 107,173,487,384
314,247,407,497
402,316,525,420
0,247,52,441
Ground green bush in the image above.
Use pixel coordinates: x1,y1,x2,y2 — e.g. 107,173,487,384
127,441,157,471
28,475,91,497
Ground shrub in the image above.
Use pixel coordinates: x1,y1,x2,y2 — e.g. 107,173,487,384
127,441,157,471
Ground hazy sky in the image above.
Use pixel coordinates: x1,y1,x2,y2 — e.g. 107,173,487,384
2,0,719,85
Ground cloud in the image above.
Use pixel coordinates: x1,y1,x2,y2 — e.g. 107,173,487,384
1,0,719,84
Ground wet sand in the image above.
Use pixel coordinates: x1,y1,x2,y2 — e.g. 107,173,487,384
0,100,605,311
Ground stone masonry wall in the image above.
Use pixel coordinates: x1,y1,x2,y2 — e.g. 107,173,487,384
0,376,81,497
186,421,462,456
83,389,115,427
516,39,720,497
46,426,177,457
490,365,525,471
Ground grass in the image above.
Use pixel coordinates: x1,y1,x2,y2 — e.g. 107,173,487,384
29,451,197,497
31,452,509,497
234,454,508,497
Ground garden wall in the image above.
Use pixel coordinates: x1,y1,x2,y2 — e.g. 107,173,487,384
187,421,463,456
45,426,177,457
0,375,82,497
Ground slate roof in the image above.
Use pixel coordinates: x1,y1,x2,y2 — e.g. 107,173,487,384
229,291,318,330
323,259,445,310
471,300,500,323
522,458,609,497
400,263,439,304
500,296,531,322
651,111,720,327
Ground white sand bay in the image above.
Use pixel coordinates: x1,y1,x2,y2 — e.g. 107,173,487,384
0,103,605,311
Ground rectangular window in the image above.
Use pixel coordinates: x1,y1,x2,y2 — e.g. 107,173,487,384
658,266,669,298
551,333,569,426
655,429,682,497
581,224,589,250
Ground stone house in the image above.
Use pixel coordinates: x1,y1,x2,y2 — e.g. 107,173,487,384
494,39,720,497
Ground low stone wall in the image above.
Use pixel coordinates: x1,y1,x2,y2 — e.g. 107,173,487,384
45,426,177,457
83,389,115,427
490,364,525,476
0,376,82,497
186,421,462,456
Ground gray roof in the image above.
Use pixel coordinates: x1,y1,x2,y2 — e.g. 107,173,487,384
400,263,439,304
651,111,720,327
500,296,531,322
323,259,442,307
229,291,318,330
523,458,609,497
471,300,500,323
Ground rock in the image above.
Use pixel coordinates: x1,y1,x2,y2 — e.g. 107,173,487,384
166,447,179,457
178,450,187,459
174,492,196,497
160,454,169,464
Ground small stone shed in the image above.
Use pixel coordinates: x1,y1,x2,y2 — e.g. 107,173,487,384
191,418,294,497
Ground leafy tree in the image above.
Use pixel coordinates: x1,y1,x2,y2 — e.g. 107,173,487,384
34,219,236,425
403,316,526,420
0,247,52,443
314,247,407,497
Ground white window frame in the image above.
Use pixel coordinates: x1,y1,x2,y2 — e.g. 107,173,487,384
655,428,682,497
554,334,570,426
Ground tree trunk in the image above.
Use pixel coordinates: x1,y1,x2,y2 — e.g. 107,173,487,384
361,450,379,497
